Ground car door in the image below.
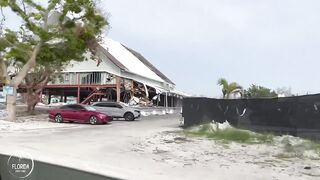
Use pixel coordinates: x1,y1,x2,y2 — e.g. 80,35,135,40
60,105,73,120
63,105,78,121
66,105,84,121
113,104,125,117
94,103,115,117
74,105,91,122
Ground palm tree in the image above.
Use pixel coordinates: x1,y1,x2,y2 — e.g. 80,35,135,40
217,78,242,99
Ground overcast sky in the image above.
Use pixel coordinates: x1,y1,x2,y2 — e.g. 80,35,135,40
3,0,320,97
99,0,320,97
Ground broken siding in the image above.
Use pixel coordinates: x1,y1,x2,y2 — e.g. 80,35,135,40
121,71,171,92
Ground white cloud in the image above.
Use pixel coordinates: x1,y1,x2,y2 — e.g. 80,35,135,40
100,0,320,96
4,0,320,96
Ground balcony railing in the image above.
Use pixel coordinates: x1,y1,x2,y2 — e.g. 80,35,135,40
48,72,116,85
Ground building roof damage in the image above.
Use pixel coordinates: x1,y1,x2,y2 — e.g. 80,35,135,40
63,38,187,98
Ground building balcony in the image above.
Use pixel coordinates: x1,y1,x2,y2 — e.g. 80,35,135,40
48,72,116,85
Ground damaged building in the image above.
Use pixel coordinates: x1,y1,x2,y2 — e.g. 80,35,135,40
43,38,188,108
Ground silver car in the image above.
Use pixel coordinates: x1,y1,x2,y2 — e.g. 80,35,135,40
92,102,141,121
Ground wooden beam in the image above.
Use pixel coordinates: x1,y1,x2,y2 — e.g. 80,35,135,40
44,84,116,88
116,76,121,102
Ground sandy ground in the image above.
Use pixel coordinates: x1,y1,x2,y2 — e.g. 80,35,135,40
0,114,77,131
0,114,319,180
133,131,320,180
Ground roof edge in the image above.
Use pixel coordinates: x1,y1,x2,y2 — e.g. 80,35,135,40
122,45,176,85
96,44,128,71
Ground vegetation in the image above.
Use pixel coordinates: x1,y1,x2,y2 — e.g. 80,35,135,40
0,0,108,120
184,123,274,144
246,84,278,98
24,65,62,112
275,136,320,159
217,78,242,99
184,123,320,159
217,78,282,99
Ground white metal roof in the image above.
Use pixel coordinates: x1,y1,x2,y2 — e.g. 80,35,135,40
100,38,165,83
60,38,188,93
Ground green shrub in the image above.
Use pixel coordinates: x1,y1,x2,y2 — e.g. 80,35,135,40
184,123,273,144
207,128,251,143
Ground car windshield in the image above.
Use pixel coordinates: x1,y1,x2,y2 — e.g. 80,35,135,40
84,106,96,111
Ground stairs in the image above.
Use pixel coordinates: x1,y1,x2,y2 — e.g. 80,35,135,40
81,88,105,104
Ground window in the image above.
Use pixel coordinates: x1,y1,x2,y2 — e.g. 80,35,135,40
60,105,71,110
66,105,85,110
84,106,96,111
93,103,120,108
93,103,108,107
64,73,70,81
116,104,123,109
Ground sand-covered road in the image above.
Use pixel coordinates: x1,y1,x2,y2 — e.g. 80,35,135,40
0,114,319,180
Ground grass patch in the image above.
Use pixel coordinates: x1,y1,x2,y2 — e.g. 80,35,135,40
275,136,320,159
207,128,251,143
184,123,274,144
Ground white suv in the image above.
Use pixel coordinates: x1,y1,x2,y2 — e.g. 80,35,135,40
92,102,141,121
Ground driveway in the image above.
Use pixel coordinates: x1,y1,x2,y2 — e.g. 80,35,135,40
0,115,182,180
0,114,319,180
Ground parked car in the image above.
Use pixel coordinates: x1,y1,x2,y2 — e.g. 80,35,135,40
92,102,141,121
48,104,111,125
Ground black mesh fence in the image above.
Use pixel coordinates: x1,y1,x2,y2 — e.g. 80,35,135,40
182,94,320,139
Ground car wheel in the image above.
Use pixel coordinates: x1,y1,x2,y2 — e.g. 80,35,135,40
124,112,135,121
55,114,63,123
89,116,98,125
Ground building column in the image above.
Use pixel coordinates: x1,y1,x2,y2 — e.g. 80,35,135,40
48,93,51,104
77,73,80,103
45,90,49,104
116,76,121,102
165,92,168,113
171,96,174,107
60,90,64,102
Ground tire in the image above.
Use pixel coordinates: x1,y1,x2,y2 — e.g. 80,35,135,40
124,112,135,121
55,114,63,123
89,116,98,125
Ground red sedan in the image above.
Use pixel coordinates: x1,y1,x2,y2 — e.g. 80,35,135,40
48,104,111,125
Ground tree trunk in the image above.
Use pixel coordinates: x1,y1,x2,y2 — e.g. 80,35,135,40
25,71,50,113
26,91,40,114
7,87,17,122
7,43,41,121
